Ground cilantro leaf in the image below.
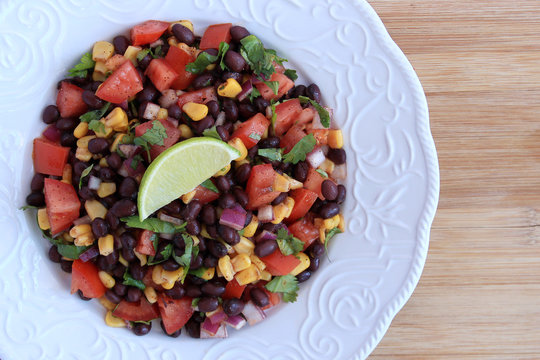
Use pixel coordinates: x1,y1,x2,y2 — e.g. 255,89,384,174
218,42,230,70
153,45,163,58
248,87,261,102
240,35,282,79
324,227,343,252
20,205,38,211
191,298,200,307
202,126,221,140
172,234,200,283
262,79,279,95
130,154,144,170
88,120,105,134
201,179,219,193
248,132,261,141
282,134,316,164
284,69,298,81
188,267,209,278
265,274,299,303
160,243,173,260
186,52,218,74
68,53,95,78
42,231,89,259
276,228,304,256
140,120,168,146
79,164,94,190
79,102,110,123
298,96,330,128
123,269,146,290
315,169,328,178
120,216,186,233
136,48,151,62
258,148,282,162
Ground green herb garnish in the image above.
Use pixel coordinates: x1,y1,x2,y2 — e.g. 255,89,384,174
120,216,186,233
264,274,299,303
123,269,146,290
284,69,298,81
282,134,316,164
258,148,282,162
79,164,94,189
79,102,110,123
276,228,304,256
298,96,330,128
68,53,95,78
202,126,221,140
315,169,328,178
201,179,219,193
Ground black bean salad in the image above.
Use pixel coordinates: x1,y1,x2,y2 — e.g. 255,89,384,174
25,20,347,338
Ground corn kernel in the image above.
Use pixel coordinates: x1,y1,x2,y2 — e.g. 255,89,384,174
200,267,215,280
37,208,50,230
98,235,114,256
118,253,129,267
94,60,108,74
283,173,303,190
169,20,194,33
319,227,326,244
289,252,310,276
74,233,95,246
92,71,107,82
283,197,295,218
162,280,175,290
99,296,116,311
110,133,126,152
157,108,168,120
75,147,92,162
62,232,75,243
273,173,290,192
191,235,200,247
105,107,128,132
200,225,213,239
123,45,142,66
228,137,247,161
324,214,341,230
84,199,108,220
231,253,252,272
218,255,235,281
271,202,290,224
152,265,165,285
99,157,108,167
338,214,345,232
134,250,147,266
217,78,242,98
262,127,269,139
69,224,92,238
181,189,196,204
182,102,208,121
242,216,258,238
105,311,126,328
214,164,230,177
94,119,114,138
160,268,184,284
97,182,116,198
260,270,272,281
328,129,343,149
167,36,179,47
77,135,96,149
234,264,260,285
319,159,335,175
233,236,255,255
144,286,157,304
73,122,89,139
98,271,116,289
179,124,193,139
249,255,266,273
234,158,250,168
93,41,114,62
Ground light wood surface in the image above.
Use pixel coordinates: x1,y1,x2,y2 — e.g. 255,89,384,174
367,1,540,358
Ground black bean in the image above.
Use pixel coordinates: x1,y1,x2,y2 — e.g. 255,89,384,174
224,50,246,72
219,224,240,245
136,86,159,103
247,145,258,160
197,297,219,312
327,148,346,165
193,73,215,90
111,264,126,278
185,319,201,338
88,138,109,154
42,105,59,124
99,167,115,181
294,161,309,182
187,219,201,235
113,282,127,296
105,250,119,266
201,281,225,297
222,298,245,316
26,192,44,207
198,237,207,252
206,224,219,239
82,90,104,109
254,239,277,258
105,289,122,304
306,83,322,103
222,122,234,134
91,218,109,238
106,153,122,169
309,242,325,259
76,289,91,301
200,204,216,225
162,200,181,216
133,322,152,336
205,100,219,118
336,185,346,204
203,255,218,268
261,222,282,233
254,97,270,113
101,195,119,209
219,193,236,209
297,270,312,283
60,260,73,273
192,115,214,134
172,23,195,45
207,239,227,258
126,287,142,302
271,192,288,205
291,85,307,98
203,48,218,57
309,256,320,272
230,26,250,42
321,179,338,201
258,136,280,149
105,212,120,231
110,199,137,217
72,162,87,177
250,287,269,307
118,177,138,198
120,232,136,249
95,255,111,271
164,105,179,121
234,163,251,184
160,259,179,272
212,176,228,193
190,253,203,269
56,117,77,131
60,132,77,147
172,233,185,250
221,71,243,83
130,262,146,281
184,199,202,220
238,103,256,119
222,99,238,121
319,202,339,219
113,35,130,55
138,54,152,70
186,284,202,298
160,320,181,338
216,125,229,142
48,245,61,263
165,282,186,299
30,173,45,192
232,187,249,208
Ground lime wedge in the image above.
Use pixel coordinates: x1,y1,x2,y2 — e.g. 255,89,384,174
137,137,240,221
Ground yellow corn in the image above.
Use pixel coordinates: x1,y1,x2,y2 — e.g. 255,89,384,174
75,147,92,162
73,122,89,138
181,188,197,204
98,271,116,289
169,20,194,33
217,78,242,98
105,311,126,328
271,202,290,224
74,233,95,246
214,164,230,177
273,173,290,192
92,71,107,82
323,214,341,230
249,254,266,271
179,124,193,139
157,108,168,120
144,286,158,304
77,135,96,149
200,225,213,239
99,157,109,167
152,265,165,285
69,224,92,238
84,200,108,220
94,119,114,138
62,232,75,243
283,197,295,218
92,41,114,62
200,267,215,280
327,129,343,149
319,227,326,244
182,102,208,121
233,236,255,255
234,158,250,168
37,208,50,230
231,253,252,272
162,280,175,290
110,133,125,152
98,235,114,256
261,127,269,139
167,36,179,47
242,216,258,238
289,252,310,276
97,182,116,198
191,235,200,247
118,253,129,267
228,137,247,161
105,107,128,132
319,159,335,175
123,45,142,66
94,60,108,75
134,250,147,266
260,270,272,281
99,296,116,311
162,268,184,284
218,255,235,281
284,173,303,190
338,214,345,232
234,264,260,286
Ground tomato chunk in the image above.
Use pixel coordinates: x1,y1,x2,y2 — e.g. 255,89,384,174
273,99,302,137
295,107,316,126
280,125,307,154
33,138,69,176
303,168,326,200
113,298,160,322
286,188,318,223
136,230,157,256
130,20,170,46
289,217,319,250
260,288,280,310
192,185,220,204
145,58,179,92
96,60,143,104
165,45,197,90
246,164,280,210
223,278,246,299
307,129,329,145
261,250,301,276
56,81,88,118
157,293,194,335
199,23,232,50
70,259,106,298
135,119,181,160
177,87,217,109
255,72,295,101
231,113,270,149
44,178,81,235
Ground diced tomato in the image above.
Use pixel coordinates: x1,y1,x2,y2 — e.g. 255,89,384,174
130,20,170,46
246,164,280,210
273,99,303,137
307,129,329,145
136,230,156,256
165,45,197,90
255,72,295,101
105,54,128,72
145,58,179,92
192,185,220,204
280,125,307,154
289,217,319,250
113,298,160,322
260,288,280,310
296,107,316,126
33,138,69,176
135,118,181,160
199,23,232,50
157,293,194,335
304,168,326,200
56,81,88,118
177,87,217,109
273,61,286,74
223,278,247,299
44,178,81,235
286,188,318,223
70,259,106,298
261,250,301,276
95,60,144,104
230,113,270,149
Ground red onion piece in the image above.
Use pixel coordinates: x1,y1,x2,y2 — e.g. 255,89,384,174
219,208,247,231
306,146,326,169
310,107,325,129
166,117,179,128
255,230,277,243
242,301,266,326
265,105,273,119
332,164,347,180
201,317,221,336
257,205,274,223
208,309,228,325
42,125,61,142
159,89,178,108
231,204,247,215
200,323,228,339
237,80,253,102
224,315,247,330
158,212,184,226
215,111,226,126
118,144,141,159
73,215,92,226
118,100,129,110
88,176,101,190
120,158,145,178
143,102,160,120
79,246,99,262
159,233,174,240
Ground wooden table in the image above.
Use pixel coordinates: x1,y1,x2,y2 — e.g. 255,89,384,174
367,1,540,358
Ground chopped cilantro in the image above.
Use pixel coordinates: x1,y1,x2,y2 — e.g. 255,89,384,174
315,169,328,178
282,134,316,164
276,228,304,256
248,132,261,141
120,216,186,233
201,179,219,193
153,45,163,58
265,274,299,303
42,230,89,260
19,205,37,211
248,87,261,102
240,35,286,79
202,126,221,140
130,154,144,170
79,102,110,123
139,120,167,146
186,42,231,74
68,53,95,78
172,234,199,283
122,269,146,290
284,69,298,81
258,148,282,162
79,164,94,189
261,79,279,95
88,120,105,134
136,48,151,62
191,298,200,307
218,42,230,70
270,101,278,128
298,96,330,128
324,227,343,252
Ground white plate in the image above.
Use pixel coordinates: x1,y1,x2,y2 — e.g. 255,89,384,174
0,1,439,359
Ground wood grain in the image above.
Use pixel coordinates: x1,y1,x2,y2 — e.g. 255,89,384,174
366,1,540,358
